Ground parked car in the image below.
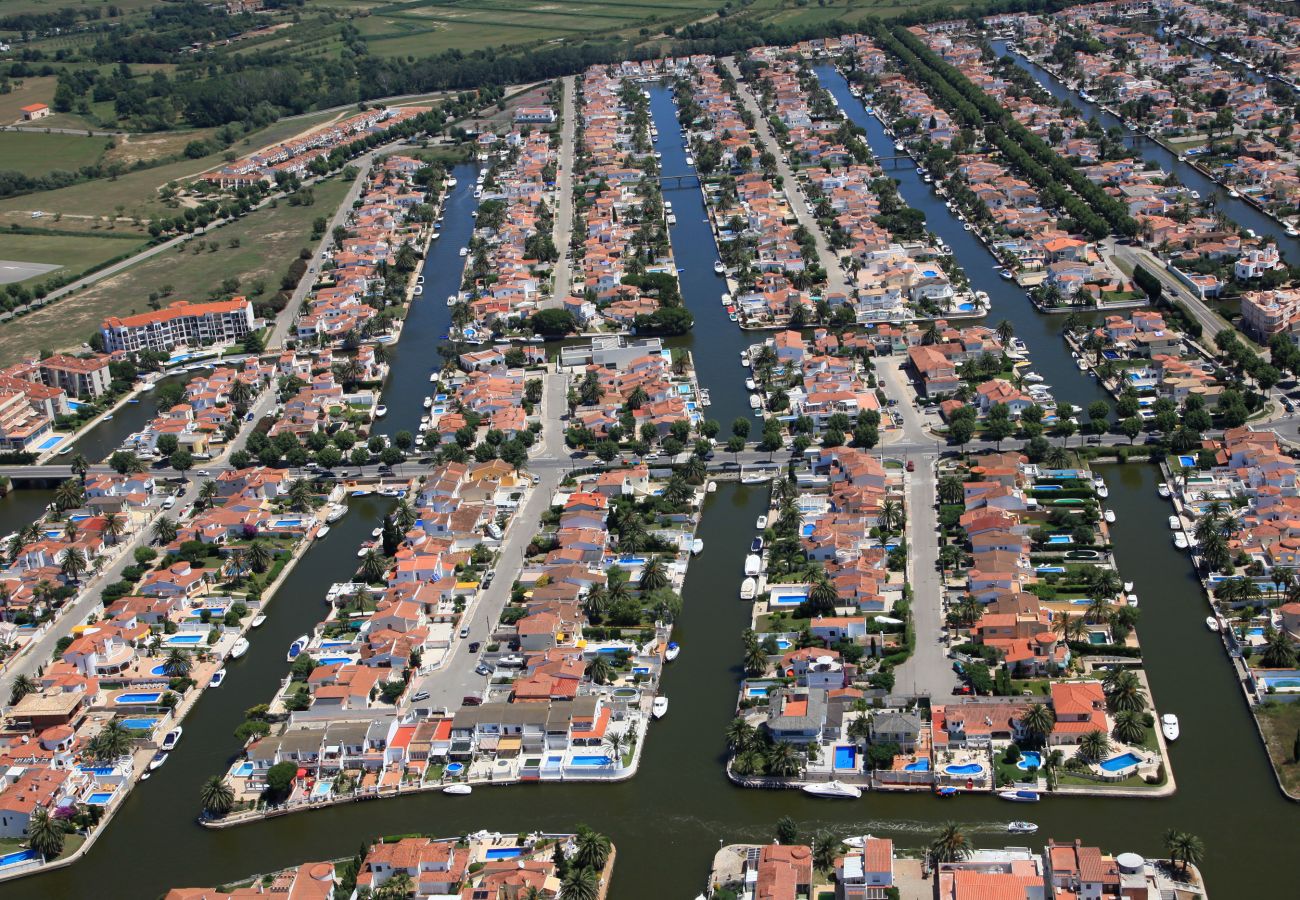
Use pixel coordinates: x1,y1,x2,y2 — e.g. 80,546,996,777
474,663,492,676
468,642,481,653
459,626,470,638
411,690,429,702
461,695,482,706
906,460,915,472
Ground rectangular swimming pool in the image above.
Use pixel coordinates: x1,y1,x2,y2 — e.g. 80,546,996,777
114,692,162,705
485,848,524,860
0,849,39,868
165,634,204,645
568,755,613,767
87,791,114,805
833,745,857,769
120,717,157,730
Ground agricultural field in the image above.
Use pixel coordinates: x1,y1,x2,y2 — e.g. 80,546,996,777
0,175,350,365
0,230,143,286
0,131,113,177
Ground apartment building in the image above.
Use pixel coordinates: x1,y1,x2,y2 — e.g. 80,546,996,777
100,298,258,353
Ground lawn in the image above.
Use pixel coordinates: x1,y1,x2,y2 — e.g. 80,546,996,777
0,76,59,123
0,131,113,178
0,176,350,364
1254,701,1300,797
0,231,147,286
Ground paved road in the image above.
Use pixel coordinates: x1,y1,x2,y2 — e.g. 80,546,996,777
0,479,199,703
0,124,125,137
1111,244,1229,343
408,372,568,711
547,77,579,309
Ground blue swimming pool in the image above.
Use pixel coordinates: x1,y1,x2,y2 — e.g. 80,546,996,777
87,791,114,805
775,639,791,650
614,556,646,566
485,848,524,860
1035,566,1065,574
120,717,157,730
569,755,613,767
79,766,115,776
1046,534,1073,544
1101,350,1121,360
150,664,171,676
0,849,39,868
1034,484,1062,491
833,745,857,769
768,587,809,606
1017,751,1042,770
944,763,983,776
956,302,975,312
746,686,770,697
230,761,254,777
35,435,63,451
445,762,464,774
1087,632,1107,645
310,782,332,800
272,519,302,528
903,759,930,772
114,691,162,705
165,634,203,645
801,523,815,536
1177,455,1197,468
1099,752,1142,773
318,657,351,666
1257,670,1300,690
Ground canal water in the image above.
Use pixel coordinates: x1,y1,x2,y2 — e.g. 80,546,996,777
376,163,479,441
992,39,1300,262
817,65,1111,415
67,370,196,463
0,488,54,539
649,83,753,430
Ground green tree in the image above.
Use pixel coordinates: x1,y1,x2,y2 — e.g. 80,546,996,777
27,806,64,860
929,822,972,865
199,774,235,817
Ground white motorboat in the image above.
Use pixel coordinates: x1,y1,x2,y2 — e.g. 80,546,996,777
229,638,249,659
1157,484,1171,499
691,539,704,555
1229,189,1240,198
374,405,387,418
447,295,458,306
1075,359,1087,371
721,293,731,305
424,397,433,409
802,780,862,799
707,481,717,493
652,696,669,719
1161,713,1180,741
459,247,469,257
744,554,762,577
664,642,680,662
749,394,762,409
713,260,726,275
326,506,346,523
412,285,422,296
998,789,1040,803
287,635,309,662
1123,582,1134,593
209,668,226,688
149,751,169,771
1205,616,1220,632
447,176,458,187
1127,594,1139,608
316,525,330,538
745,378,756,391
1096,484,1109,499
443,784,473,795
1288,226,1299,238
1007,821,1038,834
740,577,757,600
1174,533,1189,550
371,527,383,538
756,515,768,530
1022,372,1044,383
1104,509,1116,524
250,614,267,628
1167,516,1181,530
160,728,183,751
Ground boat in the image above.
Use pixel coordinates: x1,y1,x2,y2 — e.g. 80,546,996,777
893,141,904,152
160,728,183,751
326,506,346,523
229,638,249,660
313,524,330,539
1123,582,1134,594
1288,226,1299,238
1128,594,1139,608
423,397,433,409
374,405,387,418
287,635,309,662
691,539,704,556
744,554,762,576
1229,189,1240,198
1075,359,1087,371
1167,516,1181,531
141,771,150,780
1095,483,1109,499
721,293,732,305
209,668,226,688
706,481,717,493
749,394,762,410
741,472,770,485
459,247,469,257
1007,821,1038,834
447,294,458,306
1174,533,1189,550
713,260,726,275
934,785,958,798
999,268,1013,279
149,751,169,771
1157,484,1171,499
802,780,861,799
447,176,458,187
1161,713,1180,741
665,642,680,662
1206,616,1220,632
756,515,768,530
998,790,1040,803
443,784,473,795
1022,372,1044,383
740,577,757,600
1104,509,1116,524
412,285,422,297
250,615,266,628
652,696,669,719
356,545,370,558
745,378,756,391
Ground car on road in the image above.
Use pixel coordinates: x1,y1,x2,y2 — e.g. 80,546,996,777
468,642,480,653
952,685,973,695
197,469,210,477
411,690,429,702
906,460,915,472
531,474,540,485
474,663,492,676
462,695,482,706
459,626,470,638
481,572,494,589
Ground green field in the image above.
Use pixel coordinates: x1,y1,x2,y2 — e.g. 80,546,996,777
0,230,145,283
0,175,350,365
0,131,113,177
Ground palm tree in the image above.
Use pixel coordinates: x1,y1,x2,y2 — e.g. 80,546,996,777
744,640,769,676
60,548,88,584
101,511,125,546
163,648,192,678
639,555,669,592
929,822,973,865
766,741,803,777
573,826,611,871
375,871,415,900
1019,703,1056,747
27,807,64,860
560,866,599,900
581,585,609,622
1113,708,1146,745
1164,829,1204,877
153,515,178,545
246,540,273,574
198,479,219,510
1078,728,1112,764
938,476,964,505
663,474,692,507
393,499,417,533
682,455,707,485
1105,670,1148,713
54,478,83,511
726,716,755,752
70,453,90,483
812,830,842,872
1084,596,1111,626
603,730,628,765
1044,446,1071,469
199,775,235,817
995,319,1015,345
62,519,79,543
359,549,386,583
847,712,872,748
586,655,614,685
879,498,904,533
1260,625,1298,668
8,674,37,706
807,572,839,616
91,720,133,761
954,595,983,626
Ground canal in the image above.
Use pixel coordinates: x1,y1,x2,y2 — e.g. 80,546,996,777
649,83,753,430
66,370,197,464
992,39,1300,263
376,163,480,442
2,79,1294,899
816,64,1111,415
